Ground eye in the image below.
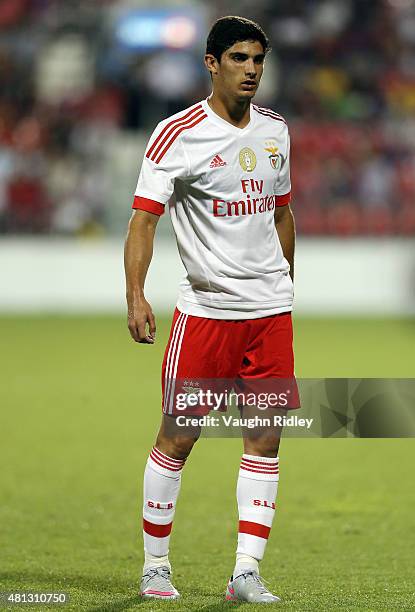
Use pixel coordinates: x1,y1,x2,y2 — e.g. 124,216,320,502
254,56,265,65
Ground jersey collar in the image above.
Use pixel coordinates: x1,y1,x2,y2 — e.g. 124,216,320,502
202,98,255,135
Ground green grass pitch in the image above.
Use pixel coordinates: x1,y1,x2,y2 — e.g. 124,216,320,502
1,315,415,611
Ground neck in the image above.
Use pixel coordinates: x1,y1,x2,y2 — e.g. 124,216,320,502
207,91,251,128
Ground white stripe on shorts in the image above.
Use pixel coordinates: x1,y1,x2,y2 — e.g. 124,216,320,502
164,313,188,414
167,314,188,414
164,313,185,412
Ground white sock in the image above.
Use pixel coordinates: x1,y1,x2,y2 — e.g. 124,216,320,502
233,552,259,578
144,551,171,573
235,454,279,565
142,446,185,567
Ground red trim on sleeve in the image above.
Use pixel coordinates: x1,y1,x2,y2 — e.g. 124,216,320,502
132,196,165,216
143,519,172,538
275,192,291,206
238,520,271,539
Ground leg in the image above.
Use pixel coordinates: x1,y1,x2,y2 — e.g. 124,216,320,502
228,313,295,602
242,405,285,457
141,308,248,599
226,408,285,603
140,415,200,599
236,406,285,572
155,413,201,460
143,414,200,561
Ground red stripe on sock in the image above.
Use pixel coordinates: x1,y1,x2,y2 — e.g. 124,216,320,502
241,457,278,467
241,463,278,470
152,446,184,464
143,519,172,537
241,459,278,473
151,447,184,468
149,452,183,472
239,520,271,539
240,465,279,475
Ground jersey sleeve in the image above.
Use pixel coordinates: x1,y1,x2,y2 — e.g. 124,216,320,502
274,128,291,206
132,122,189,216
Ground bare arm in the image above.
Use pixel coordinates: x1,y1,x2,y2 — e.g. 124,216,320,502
274,204,295,282
124,209,160,343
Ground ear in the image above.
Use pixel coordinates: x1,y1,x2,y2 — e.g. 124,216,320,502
204,53,219,76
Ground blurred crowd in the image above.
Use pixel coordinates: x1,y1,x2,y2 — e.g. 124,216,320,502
0,0,414,236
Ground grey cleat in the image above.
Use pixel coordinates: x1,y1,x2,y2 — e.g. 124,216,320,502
140,566,180,600
225,570,281,603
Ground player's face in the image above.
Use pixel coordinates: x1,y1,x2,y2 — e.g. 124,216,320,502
208,40,266,100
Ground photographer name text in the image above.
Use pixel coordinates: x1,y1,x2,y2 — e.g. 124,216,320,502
176,415,313,429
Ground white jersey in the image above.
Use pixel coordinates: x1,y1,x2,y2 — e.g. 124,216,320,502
133,98,293,320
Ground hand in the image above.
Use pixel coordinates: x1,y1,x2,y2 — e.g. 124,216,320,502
127,297,156,344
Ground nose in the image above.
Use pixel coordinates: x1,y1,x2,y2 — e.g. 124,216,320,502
245,59,256,76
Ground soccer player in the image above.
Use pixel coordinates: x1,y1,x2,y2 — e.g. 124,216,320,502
124,16,297,604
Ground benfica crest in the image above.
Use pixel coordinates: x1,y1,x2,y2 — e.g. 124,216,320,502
264,140,283,170
182,380,201,395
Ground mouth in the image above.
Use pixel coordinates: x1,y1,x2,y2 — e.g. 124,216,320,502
241,80,257,89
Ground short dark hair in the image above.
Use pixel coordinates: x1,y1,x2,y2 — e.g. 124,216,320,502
206,16,270,62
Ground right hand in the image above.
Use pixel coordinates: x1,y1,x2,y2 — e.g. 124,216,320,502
127,296,156,344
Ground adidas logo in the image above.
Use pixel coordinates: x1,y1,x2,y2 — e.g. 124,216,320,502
209,154,227,168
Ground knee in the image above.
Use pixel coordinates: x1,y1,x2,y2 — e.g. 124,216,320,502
244,433,280,458
155,432,199,461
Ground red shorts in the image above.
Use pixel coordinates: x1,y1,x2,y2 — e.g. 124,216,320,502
161,308,299,416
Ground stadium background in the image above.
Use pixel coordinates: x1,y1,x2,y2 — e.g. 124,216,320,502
1,0,414,610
